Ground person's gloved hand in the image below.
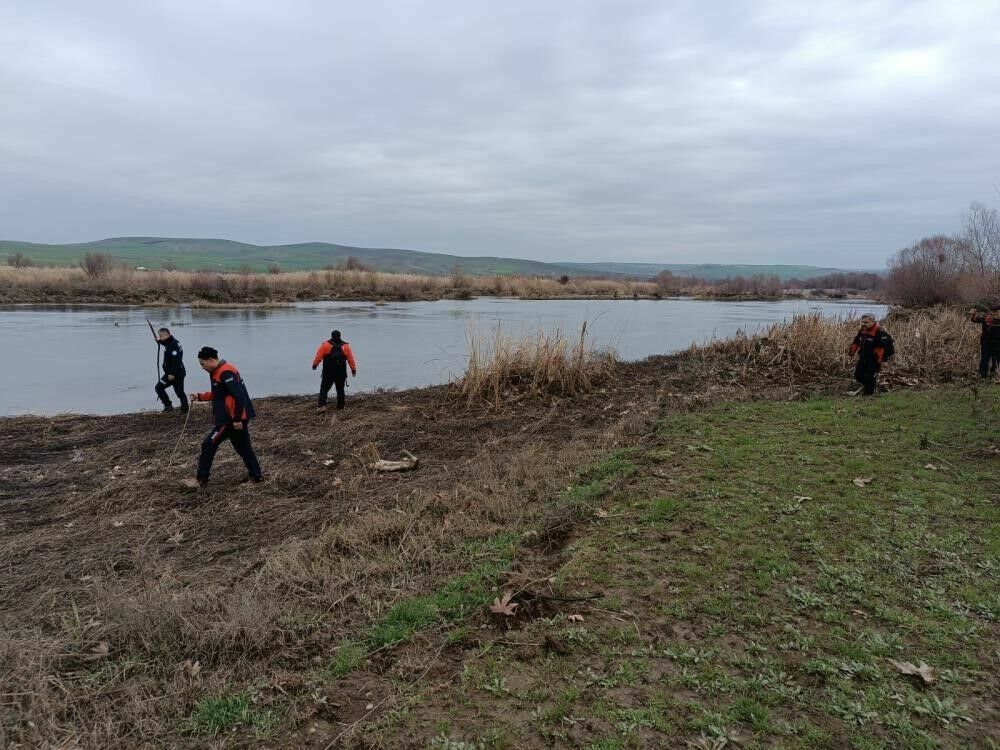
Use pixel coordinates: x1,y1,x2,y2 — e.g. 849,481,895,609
167,374,175,382
312,365,317,370
233,421,245,431
352,370,357,377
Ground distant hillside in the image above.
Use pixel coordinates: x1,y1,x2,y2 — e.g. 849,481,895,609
0,237,876,281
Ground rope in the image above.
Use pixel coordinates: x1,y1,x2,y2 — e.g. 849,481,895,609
166,404,193,470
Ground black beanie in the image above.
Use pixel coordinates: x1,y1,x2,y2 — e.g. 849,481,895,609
197,346,219,360
330,330,342,341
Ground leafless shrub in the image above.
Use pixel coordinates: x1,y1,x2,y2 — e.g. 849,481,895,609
6,252,33,268
884,235,964,306
79,252,115,279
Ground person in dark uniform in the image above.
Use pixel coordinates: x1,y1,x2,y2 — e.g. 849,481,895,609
969,305,1000,380
311,330,357,412
847,314,893,396
183,347,262,488
154,327,188,413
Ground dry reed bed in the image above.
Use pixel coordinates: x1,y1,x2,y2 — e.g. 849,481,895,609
688,307,980,386
459,323,616,408
0,265,660,303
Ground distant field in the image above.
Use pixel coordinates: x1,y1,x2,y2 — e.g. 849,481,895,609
0,236,875,280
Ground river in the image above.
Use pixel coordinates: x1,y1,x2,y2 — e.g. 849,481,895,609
0,298,886,416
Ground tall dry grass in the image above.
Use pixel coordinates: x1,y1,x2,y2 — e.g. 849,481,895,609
690,307,979,384
458,323,616,407
0,265,661,303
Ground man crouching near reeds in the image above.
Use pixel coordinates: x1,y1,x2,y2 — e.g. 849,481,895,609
181,347,263,488
847,314,894,396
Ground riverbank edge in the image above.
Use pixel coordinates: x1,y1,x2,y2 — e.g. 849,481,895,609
0,289,877,307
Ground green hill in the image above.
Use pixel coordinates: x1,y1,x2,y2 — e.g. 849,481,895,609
0,237,876,280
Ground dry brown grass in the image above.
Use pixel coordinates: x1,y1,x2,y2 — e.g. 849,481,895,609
688,307,979,385
0,265,661,304
458,323,617,408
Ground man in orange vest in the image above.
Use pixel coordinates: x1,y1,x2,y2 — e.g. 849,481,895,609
182,347,263,488
312,330,357,412
847,314,893,396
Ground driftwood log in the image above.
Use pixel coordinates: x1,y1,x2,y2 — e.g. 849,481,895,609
369,450,419,472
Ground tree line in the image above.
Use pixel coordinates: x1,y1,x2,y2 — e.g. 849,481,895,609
885,202,1000,306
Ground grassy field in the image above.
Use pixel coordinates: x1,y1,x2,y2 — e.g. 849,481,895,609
363,390,998,749
1,236,856,279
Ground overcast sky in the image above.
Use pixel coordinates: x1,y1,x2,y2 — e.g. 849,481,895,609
1,1,999,266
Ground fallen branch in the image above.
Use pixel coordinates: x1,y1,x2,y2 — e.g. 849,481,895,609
369,450,419,472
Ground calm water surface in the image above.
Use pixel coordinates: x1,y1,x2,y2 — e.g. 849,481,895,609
0,298,886,416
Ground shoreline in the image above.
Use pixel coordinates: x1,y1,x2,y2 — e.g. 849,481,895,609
0,290,878,308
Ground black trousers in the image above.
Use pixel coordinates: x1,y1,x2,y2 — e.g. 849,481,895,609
978,342,998,379
319,372,347,409
197,422,262,482
855,360,879,395
155,374,188,410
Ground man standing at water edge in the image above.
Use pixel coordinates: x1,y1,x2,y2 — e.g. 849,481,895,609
312,329,357,412
847,314,893,396
182,347,263,488
154,327,188,413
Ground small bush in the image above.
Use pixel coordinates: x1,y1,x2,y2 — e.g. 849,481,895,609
6,252,33,268
80,252,115,278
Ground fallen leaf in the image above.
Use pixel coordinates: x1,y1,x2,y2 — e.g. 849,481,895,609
365,702,374,711
322,459,336,467
64,522,75,528
852,476,874,488
793,496,812,503
84,641,110,661
489,592,518,617
594,508,609,518
183,659,202,678
111,520,124,528
924,464,939,471
890,659,936,685
567,614,585,623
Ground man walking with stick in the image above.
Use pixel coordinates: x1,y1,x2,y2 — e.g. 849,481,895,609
151,326,188,413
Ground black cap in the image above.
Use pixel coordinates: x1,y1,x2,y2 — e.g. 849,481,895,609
331,330,342,341
197,346,219,360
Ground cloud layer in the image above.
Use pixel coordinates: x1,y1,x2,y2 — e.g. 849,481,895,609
2,0,999,266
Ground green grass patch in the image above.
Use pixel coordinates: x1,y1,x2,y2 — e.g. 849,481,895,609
185,690,278,737
345,389,1000,748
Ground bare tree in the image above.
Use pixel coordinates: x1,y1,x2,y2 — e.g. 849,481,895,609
6,252,33,268
959,202,1000,299
884,235,964,306
80,252,115,278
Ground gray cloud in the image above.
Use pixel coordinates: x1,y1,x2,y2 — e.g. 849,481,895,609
2,0,999,266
